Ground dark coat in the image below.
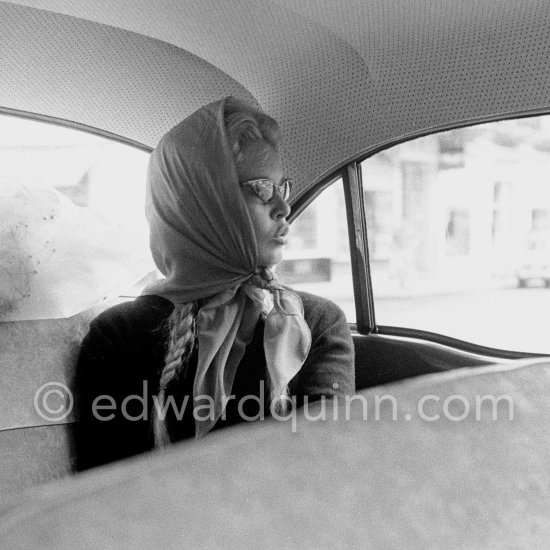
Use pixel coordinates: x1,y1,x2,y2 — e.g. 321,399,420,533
75,291,355,470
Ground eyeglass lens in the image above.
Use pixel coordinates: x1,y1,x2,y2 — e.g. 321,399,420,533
245,179,291,202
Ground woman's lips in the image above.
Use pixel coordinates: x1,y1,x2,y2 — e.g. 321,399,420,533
273,224,290,245
273,235,288,245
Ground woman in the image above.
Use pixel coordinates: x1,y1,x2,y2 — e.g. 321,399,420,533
76,96,354,469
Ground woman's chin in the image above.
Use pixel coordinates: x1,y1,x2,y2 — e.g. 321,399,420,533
258,249,284,267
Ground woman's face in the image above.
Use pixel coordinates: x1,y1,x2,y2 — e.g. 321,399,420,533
237,142,291,266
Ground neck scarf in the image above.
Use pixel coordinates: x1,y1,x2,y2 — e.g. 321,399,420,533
142,97,311,437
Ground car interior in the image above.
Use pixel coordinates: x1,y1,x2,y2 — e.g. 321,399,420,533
1,1,550,547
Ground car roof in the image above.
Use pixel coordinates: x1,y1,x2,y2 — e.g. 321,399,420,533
2,0,549,199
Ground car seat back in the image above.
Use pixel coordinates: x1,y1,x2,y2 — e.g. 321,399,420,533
0,303,115,504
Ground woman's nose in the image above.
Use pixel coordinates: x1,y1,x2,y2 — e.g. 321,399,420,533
272,194,291,219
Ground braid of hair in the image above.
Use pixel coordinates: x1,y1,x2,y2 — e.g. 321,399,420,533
152,301,198,447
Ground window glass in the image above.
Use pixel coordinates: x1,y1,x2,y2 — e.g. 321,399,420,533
0,114,154,321
362,117,550,354
278,178,355,323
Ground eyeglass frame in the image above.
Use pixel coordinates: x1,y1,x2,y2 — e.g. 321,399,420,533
240,177,292,204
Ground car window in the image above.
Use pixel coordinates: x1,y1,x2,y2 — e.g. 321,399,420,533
361,116,550,353
278,178,355,323
0,114,154,321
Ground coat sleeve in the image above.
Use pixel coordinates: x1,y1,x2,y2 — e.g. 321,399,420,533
288,292,355,405
74,305,158,471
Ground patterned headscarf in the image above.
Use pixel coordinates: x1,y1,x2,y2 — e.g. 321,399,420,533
143,97,311,437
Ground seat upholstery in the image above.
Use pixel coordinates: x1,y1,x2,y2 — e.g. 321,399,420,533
0,301,119,505
353,333,499,390
0,304,510,505
1,359,549,548
0,424,77,500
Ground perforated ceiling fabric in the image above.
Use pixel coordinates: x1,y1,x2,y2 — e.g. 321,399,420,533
274,0,550,136
0,0,388,196
3,0,550,196
0,3,257,150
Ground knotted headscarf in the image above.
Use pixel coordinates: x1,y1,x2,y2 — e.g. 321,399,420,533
142,97,311,437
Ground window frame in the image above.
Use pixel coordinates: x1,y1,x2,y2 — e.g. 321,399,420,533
291,110,550,360
0,107,152,154
289,168,375,334
0,108,156,320
6,107,550,359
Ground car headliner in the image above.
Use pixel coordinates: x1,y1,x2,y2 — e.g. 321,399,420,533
2,0,550,199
